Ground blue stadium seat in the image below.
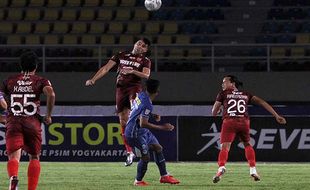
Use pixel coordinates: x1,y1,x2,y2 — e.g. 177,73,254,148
169,9,185,20
180,23,198,34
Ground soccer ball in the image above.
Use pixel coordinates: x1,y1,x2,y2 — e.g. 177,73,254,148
144,0,162,11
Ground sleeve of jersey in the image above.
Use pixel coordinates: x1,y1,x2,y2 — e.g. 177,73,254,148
144,58,151,69
110,52,121,64
40,78,52,91
0,91,3,100
141,104,152,119
215,91,223,103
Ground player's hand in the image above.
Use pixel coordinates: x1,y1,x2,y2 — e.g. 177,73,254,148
153,114,161,122
44,116,52,125
85,79,95,86
162,123,174,131
276,115,286,124
122,67,134,75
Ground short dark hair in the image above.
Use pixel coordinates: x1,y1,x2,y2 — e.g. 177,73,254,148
226,75,243,88
146,79,160,94
19,50,39,72
141,37,151,57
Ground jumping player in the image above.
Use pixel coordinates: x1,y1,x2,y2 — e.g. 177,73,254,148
1,50,55,190
212,75,286,183
85,38,152,166
124,79,180,186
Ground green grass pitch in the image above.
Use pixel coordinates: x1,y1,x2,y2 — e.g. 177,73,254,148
0,162,309,190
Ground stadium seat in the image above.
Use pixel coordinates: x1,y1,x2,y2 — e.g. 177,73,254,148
10,0,27,7
79,9,95,20
0,23,13,33
126,22,142,34
62,35,78,44
84,0,100,6
169,9,185,20
16,23,32,34
6,35,22,44
187,48,203,58
34,23,51,33
24,9,41,20
156,35,172,44
52,23,69,33
120,0,136,6
43,9,60,20
103,0,119,6
7,9,24,20
106,23,124,34
115,9,132,21
291,47,305,56
29,0,45,7
60,9,77,21
100,35,115,44
0,0,8,7
89,23,106,33
132,9,149,20
44,35,59,44
0,10,5,20
162,22,178,34
175,35,191,44
271,47,285,57
25,35,41,44
71,23,87,34
119,35,134,44
97,9,114,21
169,48,185,57
81,35,97,44
144,22,161,34
296,34,310,43
66,0,81,6
46,0,64,7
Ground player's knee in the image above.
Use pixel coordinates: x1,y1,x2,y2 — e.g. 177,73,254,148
141,155,150,162
221,143,231,151
243,142,251,147
29,154,40,160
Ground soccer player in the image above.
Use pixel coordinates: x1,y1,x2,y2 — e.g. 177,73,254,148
1,50,55,190
85,38,152,166
0,90,7,125
211,75,286,183
124,79,180,186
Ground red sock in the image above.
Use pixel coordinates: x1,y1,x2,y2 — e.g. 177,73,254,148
7,159,19,177
121,124,132,153
245,145,256,167
28,159,41,190
218,149,229,167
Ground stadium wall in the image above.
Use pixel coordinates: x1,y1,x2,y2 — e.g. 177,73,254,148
1,72,309,103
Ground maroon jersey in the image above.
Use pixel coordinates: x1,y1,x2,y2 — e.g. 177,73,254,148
216,88,253,119
2,73,51,118
111,51,151,87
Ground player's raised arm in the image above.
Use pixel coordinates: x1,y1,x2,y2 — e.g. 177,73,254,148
85,60,117,86
43,86,55,124
140,116,174,131
212,101,222,116
251,96,286,124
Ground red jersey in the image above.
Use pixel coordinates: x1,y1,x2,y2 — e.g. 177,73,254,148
216,88,253,119
1,73,51,118
111,51,151,87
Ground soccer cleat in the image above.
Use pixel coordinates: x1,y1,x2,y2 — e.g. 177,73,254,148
9,176,18,190
134,179,149,186
213,166,226,183
160,175,180,184
124,152,135,167
251,173,261,181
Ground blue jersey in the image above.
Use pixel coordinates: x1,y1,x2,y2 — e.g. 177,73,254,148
125,91,153,138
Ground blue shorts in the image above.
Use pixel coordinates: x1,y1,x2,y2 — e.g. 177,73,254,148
125,131,159,157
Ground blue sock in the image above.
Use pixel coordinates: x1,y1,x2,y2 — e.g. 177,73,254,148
153,151,167,176
136,159,148,181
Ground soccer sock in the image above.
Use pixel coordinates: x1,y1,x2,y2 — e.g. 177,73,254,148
121,124,132,153
245,145,256,167
27,159,41,190
7,159,19,177
218,149,229,167
153,151,168,176
136,159,148,181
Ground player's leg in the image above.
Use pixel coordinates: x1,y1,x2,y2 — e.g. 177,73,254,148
149,143,180,184
7,149,21,190
23,118,42,190
213,119,235,183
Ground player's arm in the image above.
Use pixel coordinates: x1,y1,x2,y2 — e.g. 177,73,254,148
43,86,55,125
0,92,7,111
140,116,174,131
122,67,150,79
151,113,161,122
212,101,222,116
85,60,117,86
251,96,286,124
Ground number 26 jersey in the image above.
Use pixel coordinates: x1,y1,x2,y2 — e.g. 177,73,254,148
216,88,253,119
2,74,52,118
